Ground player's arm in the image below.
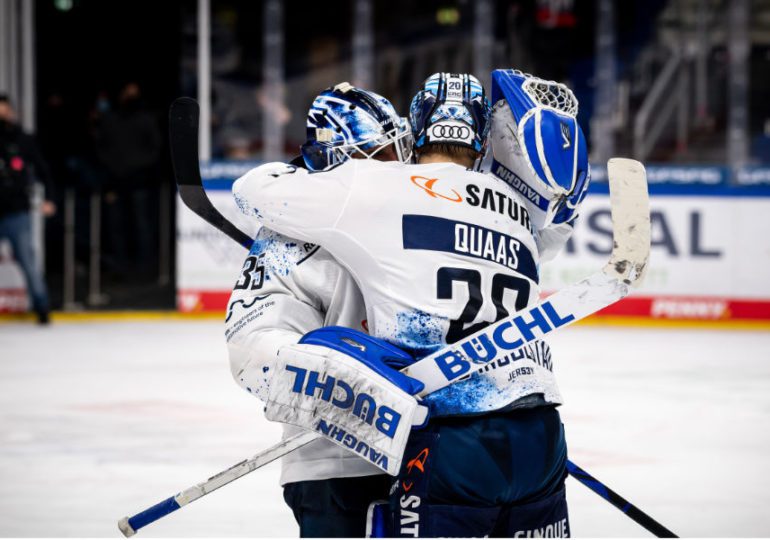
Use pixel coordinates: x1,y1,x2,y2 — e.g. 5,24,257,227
225,263,325,400
225,226,368,396
232,160,356,244
228,258,428,476
225,226,346,400
537,163,590,262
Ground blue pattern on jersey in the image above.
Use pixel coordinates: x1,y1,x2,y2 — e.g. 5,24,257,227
394,309,447,358
248,228,316,277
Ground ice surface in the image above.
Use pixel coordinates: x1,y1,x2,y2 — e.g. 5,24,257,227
0,321,768,537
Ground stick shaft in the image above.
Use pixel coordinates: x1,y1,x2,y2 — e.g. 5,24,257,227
119,431,318,537
567,461,677,538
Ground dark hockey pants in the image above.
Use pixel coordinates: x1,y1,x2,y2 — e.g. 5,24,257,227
385,405,570,537
283,474,390,537
283,406,568,538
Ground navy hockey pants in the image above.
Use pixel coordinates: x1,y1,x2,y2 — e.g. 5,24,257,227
283,474,390,537
388,405,569,537
283,406,568,537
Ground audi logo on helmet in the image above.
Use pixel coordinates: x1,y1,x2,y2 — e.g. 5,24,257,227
428,123,473,143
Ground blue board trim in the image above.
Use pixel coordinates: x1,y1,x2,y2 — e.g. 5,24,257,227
198,160,770,197
587,182,770,197
202,178,239,191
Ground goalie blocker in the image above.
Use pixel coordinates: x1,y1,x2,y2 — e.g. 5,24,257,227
265,327,429,476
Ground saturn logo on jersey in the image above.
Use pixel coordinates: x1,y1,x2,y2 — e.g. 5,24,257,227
411,176,463,203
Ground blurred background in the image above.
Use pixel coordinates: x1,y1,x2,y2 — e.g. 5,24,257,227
0,0,768,318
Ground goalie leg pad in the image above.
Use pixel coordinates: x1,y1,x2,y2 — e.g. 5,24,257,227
265,343,426,475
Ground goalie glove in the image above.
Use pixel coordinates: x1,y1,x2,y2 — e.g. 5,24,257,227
488,69,590,230
264,327,428,475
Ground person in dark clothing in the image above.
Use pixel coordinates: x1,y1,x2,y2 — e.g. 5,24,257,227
0,95,56,324
94,82,162,272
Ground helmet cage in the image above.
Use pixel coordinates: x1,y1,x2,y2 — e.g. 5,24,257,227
302,84,413,172
302,122,413,172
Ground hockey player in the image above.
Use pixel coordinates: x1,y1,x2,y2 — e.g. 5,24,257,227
232,72,588,537
226,83,414,537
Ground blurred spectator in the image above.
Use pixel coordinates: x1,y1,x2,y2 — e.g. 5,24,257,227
94,82,162,273
0,95,55,324
752,119,770,163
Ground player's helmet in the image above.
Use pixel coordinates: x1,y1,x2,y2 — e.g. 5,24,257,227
409,72,491,155
301,82,413,171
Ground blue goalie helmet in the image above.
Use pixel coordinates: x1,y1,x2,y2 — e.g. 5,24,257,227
301,82,413,171
409,72,491,155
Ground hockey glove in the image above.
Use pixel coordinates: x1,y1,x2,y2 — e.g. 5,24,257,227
488,69,590,230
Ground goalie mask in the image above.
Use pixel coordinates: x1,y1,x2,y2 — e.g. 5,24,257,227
488,69,589,230
409,72,491,156
301,83,413,171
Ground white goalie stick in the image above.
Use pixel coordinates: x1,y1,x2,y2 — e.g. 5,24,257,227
118,98,674,538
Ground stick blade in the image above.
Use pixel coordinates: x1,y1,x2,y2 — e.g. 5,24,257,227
604,158,650,287
168,97,254,249
169,97,202,189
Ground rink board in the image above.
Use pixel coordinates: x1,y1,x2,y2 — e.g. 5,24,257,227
0,243,29,313
170,163,770,323
539,187,770,321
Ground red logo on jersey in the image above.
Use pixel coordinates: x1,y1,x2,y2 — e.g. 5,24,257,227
406,448,429,474
410,176,463,203
401,447,430,491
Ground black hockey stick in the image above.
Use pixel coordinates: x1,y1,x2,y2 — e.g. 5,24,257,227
162,97,677,539
567,461,677,537
169,97,254,249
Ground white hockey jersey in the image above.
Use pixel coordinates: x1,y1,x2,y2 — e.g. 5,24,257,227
225,227,383,485
233,159,562,416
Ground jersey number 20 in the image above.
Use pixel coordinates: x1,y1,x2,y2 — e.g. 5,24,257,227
437,267,530,343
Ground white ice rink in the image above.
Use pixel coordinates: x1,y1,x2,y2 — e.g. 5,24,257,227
1,320,769,537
